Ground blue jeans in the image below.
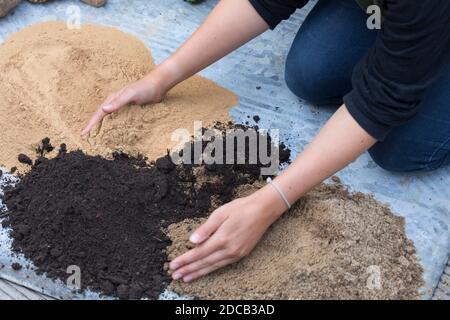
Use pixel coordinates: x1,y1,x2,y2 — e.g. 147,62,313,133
285,0,450,172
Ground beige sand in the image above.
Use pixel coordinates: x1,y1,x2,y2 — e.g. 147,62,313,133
166,179,423,300
0,22,237,171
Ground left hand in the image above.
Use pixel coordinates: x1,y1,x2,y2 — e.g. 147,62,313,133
169,186,286,282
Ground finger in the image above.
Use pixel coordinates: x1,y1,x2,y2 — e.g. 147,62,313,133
103,90,123,106
190,209,228,244
102,88,135,113
171,249,227,280
81,107,107,138
169,235,222,271
182,258,235,283
80,91,121,138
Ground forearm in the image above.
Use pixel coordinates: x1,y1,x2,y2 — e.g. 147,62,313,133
170,105,377,280
255,105,377,220
151,0,269,92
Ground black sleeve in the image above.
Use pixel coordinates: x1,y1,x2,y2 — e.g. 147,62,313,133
249,0,309,29
344,0,450,141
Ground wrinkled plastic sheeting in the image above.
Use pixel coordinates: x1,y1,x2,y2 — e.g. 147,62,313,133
0,0,448,299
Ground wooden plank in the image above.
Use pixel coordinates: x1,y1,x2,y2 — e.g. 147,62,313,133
0,283,14,300
0,279,53,300
432,258,450,300
0,279,25,300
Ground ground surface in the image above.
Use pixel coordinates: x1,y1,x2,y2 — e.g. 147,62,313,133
0,0,448,299
1,258,448,300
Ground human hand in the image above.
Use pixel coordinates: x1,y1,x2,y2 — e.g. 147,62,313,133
81,75,165,138
169,186,286,282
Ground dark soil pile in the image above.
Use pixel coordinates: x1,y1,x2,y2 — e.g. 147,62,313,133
1,127,290,300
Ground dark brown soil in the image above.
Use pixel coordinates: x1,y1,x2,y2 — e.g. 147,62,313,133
1,127,290,300
18,154,33,166
11,262,22,271
36,137,54,157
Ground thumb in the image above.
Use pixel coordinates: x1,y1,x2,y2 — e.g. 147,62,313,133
102,88,135,113
190,210,227,244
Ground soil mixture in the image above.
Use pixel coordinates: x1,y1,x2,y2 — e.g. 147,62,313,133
0,22,236,172
1,129,290,300
167,180,424,300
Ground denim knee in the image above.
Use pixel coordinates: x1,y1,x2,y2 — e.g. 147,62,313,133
284,50,329,105
368,145,410,172
369,143,429,172
284,42,350,106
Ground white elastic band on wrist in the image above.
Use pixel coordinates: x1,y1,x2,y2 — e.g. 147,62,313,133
266,177,291,210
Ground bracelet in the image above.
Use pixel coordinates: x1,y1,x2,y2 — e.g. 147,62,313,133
266,177,291,210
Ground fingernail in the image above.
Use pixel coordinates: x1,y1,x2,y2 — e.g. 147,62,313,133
189,233,202,244
102,104,112,112
172,273,182,280
169,262,178,270
183,275,193,283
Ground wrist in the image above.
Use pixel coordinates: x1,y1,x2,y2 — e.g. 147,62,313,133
150,58,182,95
142,71,168,101
250,184,288,223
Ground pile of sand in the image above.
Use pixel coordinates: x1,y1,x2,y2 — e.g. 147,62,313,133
0,22,236,171
166,180,423,300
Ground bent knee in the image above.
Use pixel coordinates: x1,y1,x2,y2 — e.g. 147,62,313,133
369,148,412,172
285,52,327,104
368,143,446,172
284,48,347,106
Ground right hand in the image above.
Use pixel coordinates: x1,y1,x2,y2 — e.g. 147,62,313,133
81,75,165,138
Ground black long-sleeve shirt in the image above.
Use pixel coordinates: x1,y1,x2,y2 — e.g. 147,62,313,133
249,0,450,140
